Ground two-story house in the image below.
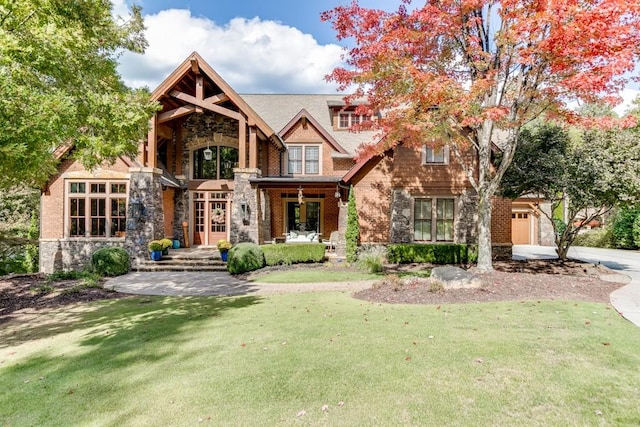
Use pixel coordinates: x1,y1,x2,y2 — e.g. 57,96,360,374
39,52,512,273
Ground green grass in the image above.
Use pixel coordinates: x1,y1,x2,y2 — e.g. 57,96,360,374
252,269,382,283
1,294,640,426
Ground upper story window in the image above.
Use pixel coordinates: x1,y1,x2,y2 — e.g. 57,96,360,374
287,145,320,175
338,112,371,129
67,180,127,238
422,145,450,165
193,146,239,180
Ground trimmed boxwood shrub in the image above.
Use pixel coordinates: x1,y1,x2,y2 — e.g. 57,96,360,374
91,247,130,276
227,242,265,274
386,243,477,264
261,243,326,266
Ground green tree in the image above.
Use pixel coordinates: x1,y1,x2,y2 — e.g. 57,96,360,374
0,0,158,188
345,186,359,263
501,123,640,259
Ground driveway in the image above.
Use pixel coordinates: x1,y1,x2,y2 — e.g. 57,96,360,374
514,245,640,327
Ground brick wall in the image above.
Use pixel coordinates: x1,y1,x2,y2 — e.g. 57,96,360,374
491,197,512,244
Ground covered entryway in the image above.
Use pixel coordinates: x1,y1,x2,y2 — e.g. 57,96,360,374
193,191,231,246
512,211,532,245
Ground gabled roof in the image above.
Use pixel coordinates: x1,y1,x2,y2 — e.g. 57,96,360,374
152,52,281,148
240,94,377,156
279,109,348,154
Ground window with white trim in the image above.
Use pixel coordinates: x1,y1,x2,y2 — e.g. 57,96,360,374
414,197,455,242
287,145,320,175
421,145,449,164
338,112,371,129
68,181,127,238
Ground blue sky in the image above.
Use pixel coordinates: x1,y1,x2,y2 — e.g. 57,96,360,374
115,0,638,114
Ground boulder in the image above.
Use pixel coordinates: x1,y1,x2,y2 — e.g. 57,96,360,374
430,266,483,289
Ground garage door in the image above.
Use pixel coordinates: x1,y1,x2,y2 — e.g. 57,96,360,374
512,212,531,244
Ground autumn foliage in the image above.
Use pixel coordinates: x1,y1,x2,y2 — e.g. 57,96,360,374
323,0,640,270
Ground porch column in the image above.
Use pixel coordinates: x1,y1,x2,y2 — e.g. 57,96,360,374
238,116,247,168
336,200,348,258
231,168,261,244
249,126,258,169
125,167,164,265
147,116,158,168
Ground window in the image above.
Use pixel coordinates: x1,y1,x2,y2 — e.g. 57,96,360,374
338,112,371,129
67,181,127,238
287,145,320,175
422,145,449,164
193,146,239,180
414,197,455,242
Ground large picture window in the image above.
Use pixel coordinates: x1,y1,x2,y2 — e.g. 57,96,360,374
193,146,239,180
287,145,320,175
413,197,455,242
68,181,127,238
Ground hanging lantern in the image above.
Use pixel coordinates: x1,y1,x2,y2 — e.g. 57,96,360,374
203,147,213,161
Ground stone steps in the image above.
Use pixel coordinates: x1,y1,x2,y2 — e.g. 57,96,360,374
135,248,228,272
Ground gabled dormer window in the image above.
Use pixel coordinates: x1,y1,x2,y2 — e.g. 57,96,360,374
421,145,450,165
338,112,371,129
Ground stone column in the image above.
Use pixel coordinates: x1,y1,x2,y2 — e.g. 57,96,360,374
231,168,261,243
125,167,164,264
336,200,348,257
390,189,412,243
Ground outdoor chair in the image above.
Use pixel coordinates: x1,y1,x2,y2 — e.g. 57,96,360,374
323,231,339,252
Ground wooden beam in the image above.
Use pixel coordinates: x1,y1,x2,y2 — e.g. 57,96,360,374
157,124,173,140
239,115,247,168
195,75,204,114
205,93,229,104
249,126,258,169
175,124,183,175
147,116,157,168
158,105,196,123
190,57,200,74
169,90,241,120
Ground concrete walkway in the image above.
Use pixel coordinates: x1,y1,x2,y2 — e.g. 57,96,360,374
514,245,640,328
103,271,375,297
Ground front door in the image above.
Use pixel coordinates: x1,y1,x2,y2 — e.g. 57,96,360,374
192,192,231,246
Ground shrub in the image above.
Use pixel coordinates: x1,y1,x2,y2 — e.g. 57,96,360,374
91,247,130,276
356,245,386,273
612,208,639,249
160,239,173,250
345,186,360,262
227,242,265,274
633,215,640,248
386,243,477,264
261,243,325,266
148,240,163,252
573,227,614,248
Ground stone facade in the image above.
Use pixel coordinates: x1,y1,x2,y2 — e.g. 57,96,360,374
389,189,413,243
124,167,165,263
231,168,261,243
40,239,126,274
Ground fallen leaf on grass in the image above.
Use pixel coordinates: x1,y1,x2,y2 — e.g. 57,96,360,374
322,404,329,412
297,410,307,417
337,401,345,407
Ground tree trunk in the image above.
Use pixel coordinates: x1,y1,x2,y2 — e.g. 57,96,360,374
476,193,493,272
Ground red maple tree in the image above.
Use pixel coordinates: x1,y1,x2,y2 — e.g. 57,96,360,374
323,0,640,271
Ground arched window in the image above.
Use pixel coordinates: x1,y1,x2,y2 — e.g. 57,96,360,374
193,146,239,180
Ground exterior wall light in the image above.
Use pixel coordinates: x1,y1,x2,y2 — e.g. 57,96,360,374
130,200,144,220
203,147,213,161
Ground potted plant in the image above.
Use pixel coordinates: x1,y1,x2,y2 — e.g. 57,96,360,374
160,238,173,255
148,240,163,261
217,239,233,262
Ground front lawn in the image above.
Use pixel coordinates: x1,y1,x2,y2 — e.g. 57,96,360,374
1,293,639,425
251,269,381,283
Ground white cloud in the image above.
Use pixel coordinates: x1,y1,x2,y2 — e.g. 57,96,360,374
117,9,345,93
613,87,640,116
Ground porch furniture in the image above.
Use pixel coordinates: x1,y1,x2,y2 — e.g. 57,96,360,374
323,231,339,252
285,230,320,243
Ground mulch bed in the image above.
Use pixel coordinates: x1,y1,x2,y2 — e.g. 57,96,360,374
354,259,625,305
